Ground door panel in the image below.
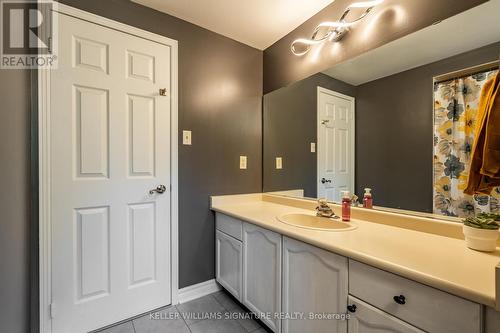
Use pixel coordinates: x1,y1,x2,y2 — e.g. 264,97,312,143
242,223,282,332
282,237,348,333
51,13,172,333
216,230,243,300
128,203,157,287
75,86,109,178
317,88,354,201
128,94,156,176
75,206,110,301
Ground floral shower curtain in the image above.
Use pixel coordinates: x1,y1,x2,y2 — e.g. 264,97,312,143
433,69,499,217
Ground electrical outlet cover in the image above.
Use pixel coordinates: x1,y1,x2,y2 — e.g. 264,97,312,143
276,157,283,169
239,156,247,169
182,130,192,145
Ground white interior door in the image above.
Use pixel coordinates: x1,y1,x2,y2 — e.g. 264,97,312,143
50,13,172,333
317,87,355,202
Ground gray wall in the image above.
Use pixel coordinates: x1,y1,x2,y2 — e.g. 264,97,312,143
262,42,500,212
355,42,500,212
0,64,31,333
263,73,356,197
263,0,487,93
0,0,262,332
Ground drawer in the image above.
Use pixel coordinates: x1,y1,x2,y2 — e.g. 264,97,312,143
349,260,481,333
347,295,424,333
216,213,242,240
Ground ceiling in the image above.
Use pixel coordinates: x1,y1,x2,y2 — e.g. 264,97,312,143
323,0,500,85
131,0,334,50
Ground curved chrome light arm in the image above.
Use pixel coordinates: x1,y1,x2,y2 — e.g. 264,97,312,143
291,0,384,56
347,0,384,8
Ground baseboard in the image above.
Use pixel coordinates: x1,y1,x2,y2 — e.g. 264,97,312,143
178,279,221,304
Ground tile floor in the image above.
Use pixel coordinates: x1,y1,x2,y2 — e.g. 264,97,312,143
96,290,270,333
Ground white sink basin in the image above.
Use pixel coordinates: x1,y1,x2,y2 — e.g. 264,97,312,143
277,213,357,231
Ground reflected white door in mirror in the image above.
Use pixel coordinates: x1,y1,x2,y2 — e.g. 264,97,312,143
317,87,355,202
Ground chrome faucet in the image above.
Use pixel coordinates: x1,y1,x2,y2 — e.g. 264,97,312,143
316,198,336,218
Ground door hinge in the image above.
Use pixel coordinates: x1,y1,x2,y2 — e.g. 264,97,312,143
50,303,56,319
47,37,52,54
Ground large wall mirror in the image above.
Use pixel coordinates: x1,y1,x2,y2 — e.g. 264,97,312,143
263,2,500,219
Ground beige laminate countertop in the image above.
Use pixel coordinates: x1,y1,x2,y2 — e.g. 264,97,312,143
211,194,500,309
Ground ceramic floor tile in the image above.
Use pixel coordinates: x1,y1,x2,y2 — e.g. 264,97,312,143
212,291,240,311
133,306,189,333
224,308,261,332
98,321,135,333
250,328,270,333
189,318,247,333
176,294,225,325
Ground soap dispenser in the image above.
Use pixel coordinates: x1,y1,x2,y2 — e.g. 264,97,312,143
341,191,351,221
363,188,373,209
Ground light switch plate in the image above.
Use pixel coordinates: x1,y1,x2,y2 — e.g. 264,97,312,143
182,130,192,145
239,156,247,169
276,157,283,169
310,142,316,153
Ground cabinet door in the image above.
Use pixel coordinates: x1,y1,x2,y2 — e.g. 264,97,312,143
243,223,282,332
282,237,348,333
347,296,424,333
216,230,242,301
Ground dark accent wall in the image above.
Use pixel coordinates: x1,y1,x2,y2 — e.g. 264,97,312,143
263,73,356,197
0,1,262,332
355,42,500,212
0,60,31,333
263,0,487,93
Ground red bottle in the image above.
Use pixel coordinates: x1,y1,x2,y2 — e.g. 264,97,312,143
341,191,351,222
363,188,373,209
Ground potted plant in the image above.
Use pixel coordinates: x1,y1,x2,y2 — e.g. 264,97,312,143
462,213,500,252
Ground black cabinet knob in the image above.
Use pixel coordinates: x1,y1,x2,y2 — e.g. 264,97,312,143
347,304,357,313
393,295,406,305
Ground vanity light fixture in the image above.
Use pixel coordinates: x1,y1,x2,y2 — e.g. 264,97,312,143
291,0,384,56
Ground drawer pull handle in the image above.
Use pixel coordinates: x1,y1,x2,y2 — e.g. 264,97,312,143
393,295,406,305
347,304,357,313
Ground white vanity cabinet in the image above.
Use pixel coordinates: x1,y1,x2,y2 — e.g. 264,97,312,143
242,223,282,332
282,236,348,333
215,213,244,301
215,212,490,333
215,230,242,300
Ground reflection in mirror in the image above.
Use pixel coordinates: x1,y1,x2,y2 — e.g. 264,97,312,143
263,2,500,219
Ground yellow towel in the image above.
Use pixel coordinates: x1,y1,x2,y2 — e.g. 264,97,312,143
464,71,500,195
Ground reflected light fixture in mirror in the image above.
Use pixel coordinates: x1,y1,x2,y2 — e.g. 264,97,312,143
291,0,384,56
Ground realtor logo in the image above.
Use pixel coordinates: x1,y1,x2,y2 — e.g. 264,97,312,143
1,0,57,68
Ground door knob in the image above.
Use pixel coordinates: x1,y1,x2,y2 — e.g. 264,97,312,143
347,304,357,313
149,185,167,194
393,295,406,305
321,119,330,125
321,178,332,184
159,88,167,96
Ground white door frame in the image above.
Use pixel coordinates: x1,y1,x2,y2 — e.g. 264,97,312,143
38,4,179,332
316,86,355,200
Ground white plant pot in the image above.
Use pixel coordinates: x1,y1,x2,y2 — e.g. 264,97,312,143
463,225,499,252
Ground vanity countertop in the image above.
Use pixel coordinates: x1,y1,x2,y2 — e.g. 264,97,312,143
211,193,500,309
